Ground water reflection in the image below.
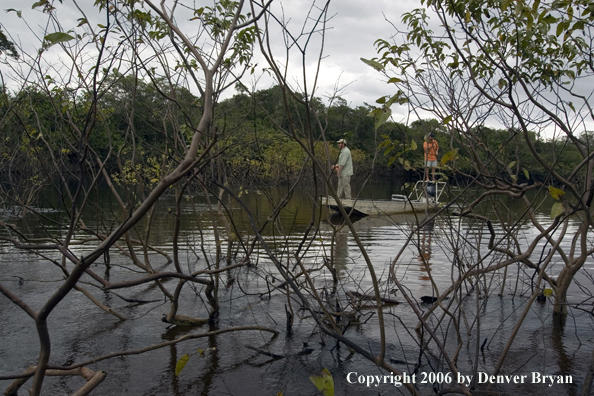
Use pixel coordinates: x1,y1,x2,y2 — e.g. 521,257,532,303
2,182,594,396
417,218,435,281
325,212,361,282
551,314,575,385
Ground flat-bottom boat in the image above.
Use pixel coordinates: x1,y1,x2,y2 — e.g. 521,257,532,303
326,181,446,216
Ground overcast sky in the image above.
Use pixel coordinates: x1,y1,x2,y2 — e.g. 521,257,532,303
2,0,421,109
3,0,590,138
262,0,420,107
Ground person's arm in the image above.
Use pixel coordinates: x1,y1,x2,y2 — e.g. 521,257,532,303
335,151,346,175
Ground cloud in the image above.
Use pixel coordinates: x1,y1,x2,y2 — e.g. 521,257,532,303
1,0,418,109
240,0,418,106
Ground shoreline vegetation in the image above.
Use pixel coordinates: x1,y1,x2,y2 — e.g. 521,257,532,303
1,84,585,194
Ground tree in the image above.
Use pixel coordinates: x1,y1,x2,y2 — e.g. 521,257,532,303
1,1,419,395
0,28,18,59
0,1,274,394
364,0,594,389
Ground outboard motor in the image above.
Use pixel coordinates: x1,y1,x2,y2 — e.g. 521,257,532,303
426,183,436,198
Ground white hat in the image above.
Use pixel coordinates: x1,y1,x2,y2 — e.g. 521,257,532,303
337,138,347,144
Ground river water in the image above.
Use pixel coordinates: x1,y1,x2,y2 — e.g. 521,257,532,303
0,180,593,395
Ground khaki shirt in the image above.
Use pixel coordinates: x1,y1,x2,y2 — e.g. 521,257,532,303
338,147,353,177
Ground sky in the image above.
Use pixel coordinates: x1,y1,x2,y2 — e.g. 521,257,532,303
1,0,420,111
4,0,590,137
258,0,420,107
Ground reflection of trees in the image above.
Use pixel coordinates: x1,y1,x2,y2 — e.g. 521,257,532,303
550,317,573,383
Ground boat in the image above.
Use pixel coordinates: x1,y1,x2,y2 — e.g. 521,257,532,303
326,181,446,216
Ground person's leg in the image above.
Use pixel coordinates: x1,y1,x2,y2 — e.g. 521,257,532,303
425,165,430,181
432,166,436,181
343,175,352,199
337,176,345,198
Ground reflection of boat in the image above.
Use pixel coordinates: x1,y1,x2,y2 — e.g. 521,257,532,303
326,181,446,216
324,212,429,229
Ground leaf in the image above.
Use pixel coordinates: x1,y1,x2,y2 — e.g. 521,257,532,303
443,115,453,124
507,161,516,169
410,139,418,151
573,20,585,31
6,9,22,18
440,148,459,165
310,368,334,396
32,0,49,9
527,13,534,30
548,185,565,200
543,288,553,297
523,168,530,179
360,57,384,71
540,14,558,24
387,77,403,83
175,354,190,376
563,29,572,42
550,202,564,219
44,32,75,48
374,109,391,131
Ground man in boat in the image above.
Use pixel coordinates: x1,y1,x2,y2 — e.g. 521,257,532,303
423,132,439,182
333,138,353,199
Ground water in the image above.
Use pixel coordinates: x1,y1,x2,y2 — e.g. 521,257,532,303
0,181,593,395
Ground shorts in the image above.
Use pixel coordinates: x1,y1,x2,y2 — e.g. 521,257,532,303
425,160,437,168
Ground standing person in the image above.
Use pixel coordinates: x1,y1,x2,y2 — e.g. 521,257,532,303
423,132,439,181
333,138,353,199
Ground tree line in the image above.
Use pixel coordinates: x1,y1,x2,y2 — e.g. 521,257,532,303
1,79,587,201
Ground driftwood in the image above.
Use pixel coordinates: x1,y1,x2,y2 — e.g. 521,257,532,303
245,345,314,360
346,290,399,305
161,314,209,327
4,366,106,396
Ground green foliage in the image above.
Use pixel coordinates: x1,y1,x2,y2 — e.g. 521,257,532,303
309,368,334,396
113,156,165,187
174,347,216,376
551,202,565,219
42,32,75,50
3,79,589,195
361,0,594,188
0,28,19,59
440,149,459,165
175,354,190,376
367,92,408,131
548,185,565,200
